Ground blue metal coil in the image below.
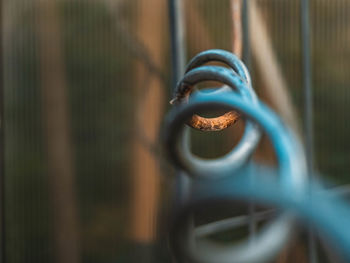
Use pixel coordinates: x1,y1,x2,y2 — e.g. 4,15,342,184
169,50,261,179
163,50,350,263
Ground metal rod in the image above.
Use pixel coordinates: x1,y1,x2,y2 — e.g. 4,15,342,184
231,0,243,58
168,0,189,205
195,209,276,238
169,0,186,92
193,183,350,238
242,0,256,242
301,0,313,173
301,0,317,262
0,0,5,260
242,0,251,68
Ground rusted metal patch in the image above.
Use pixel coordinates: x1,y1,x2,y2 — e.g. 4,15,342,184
171,83,240,131
188,111,240,131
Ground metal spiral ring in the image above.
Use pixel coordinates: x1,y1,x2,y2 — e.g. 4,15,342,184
185,49,252,86
170,63,261,178
185,165,350,263
171,49,255,132
164,50,350,262
163,91,307,263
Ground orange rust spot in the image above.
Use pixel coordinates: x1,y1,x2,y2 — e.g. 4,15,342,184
188,111,240,131
171,83,240,131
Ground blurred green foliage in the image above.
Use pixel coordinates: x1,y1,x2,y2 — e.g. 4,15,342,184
5,1,135,262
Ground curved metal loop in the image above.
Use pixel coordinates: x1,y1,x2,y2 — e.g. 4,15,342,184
175,164,350,263
164,49,350,263
177,66,255,102
169,66,261,178
185,49,252,86
164,91,307,263
171,49,255,132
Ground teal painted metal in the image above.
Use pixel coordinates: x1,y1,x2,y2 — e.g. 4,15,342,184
169,50,261,179
164,50,350,262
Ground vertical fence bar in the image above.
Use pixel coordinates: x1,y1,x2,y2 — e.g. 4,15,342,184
242,0,251,68
168,0,190,204
0,0,5,260
169,0,186,90
231,0,242,58
301,0,313,172
242,0,256,242
300,0,317,262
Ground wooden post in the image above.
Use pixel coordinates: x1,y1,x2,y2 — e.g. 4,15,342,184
36,1,80,263
129,0,166,260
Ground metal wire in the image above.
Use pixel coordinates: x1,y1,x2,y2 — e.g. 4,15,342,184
164,49,350,263
0,0,5,261
169,50,261,179
242,0,251,67
169,0,186,91
164,49,306,263
164,71,307,261
168,0,191,205
300,0,318,261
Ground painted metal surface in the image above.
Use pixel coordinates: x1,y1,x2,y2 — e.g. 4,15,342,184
164,50,350,262
169,50,261,178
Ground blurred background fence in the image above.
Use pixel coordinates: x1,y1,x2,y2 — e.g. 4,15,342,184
1,0,350,262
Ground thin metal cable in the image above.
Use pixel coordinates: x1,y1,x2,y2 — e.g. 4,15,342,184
169,0,186,91
242,0,256,243
242,0,251,68
164,85,308,263
301,0,314,174
301,0,317,262
168,0,191,205
0,0,5,261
